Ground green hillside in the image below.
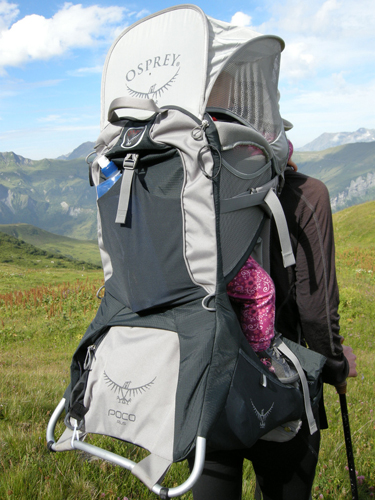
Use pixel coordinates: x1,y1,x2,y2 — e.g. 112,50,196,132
0,231,100,270
0,152,96,239
0,142,375,239
1,142,375,238
0,231,101,294
294,142,375,211
0,223,101,266
333,200,375,248
332,200,375,276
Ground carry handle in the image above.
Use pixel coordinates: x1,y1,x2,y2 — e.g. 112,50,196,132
108,96,164,122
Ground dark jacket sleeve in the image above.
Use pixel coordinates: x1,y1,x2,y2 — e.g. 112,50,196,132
271,170,349,386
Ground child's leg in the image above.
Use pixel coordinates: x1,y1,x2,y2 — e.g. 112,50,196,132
227,255,275,352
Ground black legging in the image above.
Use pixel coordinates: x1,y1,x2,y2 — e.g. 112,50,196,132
188,419,320,500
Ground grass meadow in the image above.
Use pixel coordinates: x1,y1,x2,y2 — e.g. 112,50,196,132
1,202,374,499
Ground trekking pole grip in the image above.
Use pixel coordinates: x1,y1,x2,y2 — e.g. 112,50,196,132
336,381,348,395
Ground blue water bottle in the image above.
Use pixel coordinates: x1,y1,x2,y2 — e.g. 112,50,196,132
96,156,121,199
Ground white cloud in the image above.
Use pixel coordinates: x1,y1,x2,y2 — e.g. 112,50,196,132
0,78,61,98
135,9,150,19
0,2,127,70
230,11,252,27
247,0,375,85
36,112,99,126
262,0,375,38
49,124,99,132
281,41,316,80
0,0,18,31
68,65,103,77
37,114,61,123
280,76,375,146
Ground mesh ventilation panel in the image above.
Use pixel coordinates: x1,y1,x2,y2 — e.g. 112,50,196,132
207,38,282,143
98,152,204,312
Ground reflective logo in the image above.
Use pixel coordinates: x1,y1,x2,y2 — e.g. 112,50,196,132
104,371,156,405
121,127,146,148
250,399,274,428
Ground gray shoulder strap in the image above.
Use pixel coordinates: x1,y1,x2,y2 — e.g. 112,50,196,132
264,189,296,268
220,187,295,268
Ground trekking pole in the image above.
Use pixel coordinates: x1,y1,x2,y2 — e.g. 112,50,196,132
336,382,359,500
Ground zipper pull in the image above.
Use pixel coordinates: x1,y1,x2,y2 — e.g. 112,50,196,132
192,120,210,140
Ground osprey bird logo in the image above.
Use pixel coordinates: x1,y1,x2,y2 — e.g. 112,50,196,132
104,371,156,405
126,67,180,102
250,399,274,428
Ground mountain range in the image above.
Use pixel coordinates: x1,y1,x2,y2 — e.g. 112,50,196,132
0,132,374,240
0,151,96,240
57,141,95,161
297,128,375,152
56,129,375,159
293,141,375,211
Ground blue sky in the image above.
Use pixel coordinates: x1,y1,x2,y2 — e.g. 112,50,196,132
0,0,374,159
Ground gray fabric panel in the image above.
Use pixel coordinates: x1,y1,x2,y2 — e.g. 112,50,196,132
220,186,295,271
67,293,179,403
150,109,217,295
251,220,271,274
97,206,113,281
270,128,289,175
83,326,180,462
220,189,268,213
197,291,244,439
132,453,172,490
171,300,216,460
215,121,273,160
55,426,85,452
217,132,275,280
222,158,272,180
220,207,265,279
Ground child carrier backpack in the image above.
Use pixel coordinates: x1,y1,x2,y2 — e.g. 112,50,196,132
47,5,326,498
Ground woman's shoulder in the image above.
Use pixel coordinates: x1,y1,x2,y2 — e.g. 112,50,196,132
284,169,330,204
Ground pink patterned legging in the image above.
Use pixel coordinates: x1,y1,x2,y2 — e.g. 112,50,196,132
227,255,275,352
